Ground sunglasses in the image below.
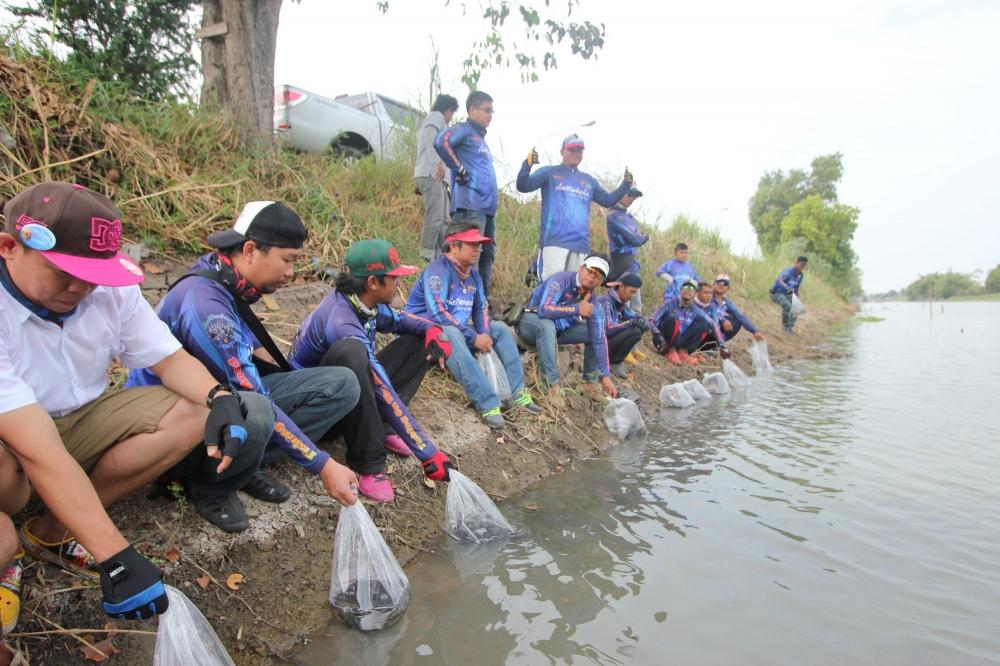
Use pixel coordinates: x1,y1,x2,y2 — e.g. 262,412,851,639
566,147,584,153
716,280,730,286
585,267,606,278
680,284,696,291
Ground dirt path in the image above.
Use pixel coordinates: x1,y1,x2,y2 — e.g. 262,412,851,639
5,265,851,665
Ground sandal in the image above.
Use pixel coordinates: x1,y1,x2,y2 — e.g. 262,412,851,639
192,493,249,533
18,518,99,581
241,471,291,504
1,550,23,635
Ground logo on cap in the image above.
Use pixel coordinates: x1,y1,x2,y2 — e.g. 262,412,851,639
90,217,122,253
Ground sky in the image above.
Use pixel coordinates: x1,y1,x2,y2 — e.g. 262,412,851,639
272,0,1000,293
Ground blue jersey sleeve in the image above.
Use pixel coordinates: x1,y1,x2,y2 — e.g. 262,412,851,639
516,162,550,194
725,299,758,334
418,261,477,343
608,211,648,247
434,124,466,172
269,405,330,474
472,272,491,335
538,278,581,320
591,177,631,208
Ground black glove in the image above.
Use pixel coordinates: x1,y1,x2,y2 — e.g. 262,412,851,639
98,545,168,619
651,328,666,353
630,317,649,332
424,326,453,364
455,163,470,184
422,449,454,481
623,167,634,185
720,347,732,360
205,393,247,458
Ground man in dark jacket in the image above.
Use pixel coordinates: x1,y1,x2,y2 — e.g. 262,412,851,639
129,202,361,530
606,188,648,311
596,273,648,379
434,91,498,295
289,239,455,503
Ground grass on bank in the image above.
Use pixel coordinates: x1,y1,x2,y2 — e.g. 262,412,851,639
1,43,845,309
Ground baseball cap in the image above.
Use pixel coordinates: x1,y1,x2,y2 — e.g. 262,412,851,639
581,254,610,276
562,134,585,150
3,182,144,287
626,188,643,199
207,201,308,249
715,273,731,284
444,221,492,245
345,239,417,278
608,272,642,289
679,277,698,291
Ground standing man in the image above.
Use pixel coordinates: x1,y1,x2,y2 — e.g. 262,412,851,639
708,273,766,343
434,91,498,296
517,255,617,402
770,256,807,332
406,221,541,428
606,188,649,311
650,278,729,365
0,182,256,624
656,242,700,299
289,240,455,502
517,135,634,280
129,201,361,530
596,273,649,379
414,94,458,262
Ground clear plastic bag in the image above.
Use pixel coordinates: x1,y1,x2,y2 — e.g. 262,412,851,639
478,350,512,401
659,383,695,408
445,470,518,544
748,340,773,373
722,359,751,388
790,293,806,316
603,398,646,438
154,586,235,666
681,378,712,401
329,502,411,631
701,372,731,395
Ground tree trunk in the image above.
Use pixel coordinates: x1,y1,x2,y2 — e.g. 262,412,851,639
200,0,282,139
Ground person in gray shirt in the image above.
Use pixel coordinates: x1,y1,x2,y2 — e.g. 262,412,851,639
414,94,459,261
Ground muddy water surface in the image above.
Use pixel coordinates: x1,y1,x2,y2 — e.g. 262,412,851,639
293,302,1000,665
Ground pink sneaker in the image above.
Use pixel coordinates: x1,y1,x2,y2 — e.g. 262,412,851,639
357,473,395,503
384,433,413,457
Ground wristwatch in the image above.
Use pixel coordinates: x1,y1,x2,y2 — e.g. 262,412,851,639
205,383,233,407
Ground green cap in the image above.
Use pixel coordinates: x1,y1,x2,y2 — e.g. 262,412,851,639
345,239,418,278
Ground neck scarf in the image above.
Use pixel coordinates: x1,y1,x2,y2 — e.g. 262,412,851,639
210,252,260,304
0,258,75,324
347,292,378,320
445,252,472,282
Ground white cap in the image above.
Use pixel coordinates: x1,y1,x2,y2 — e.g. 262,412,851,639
582,255,610,276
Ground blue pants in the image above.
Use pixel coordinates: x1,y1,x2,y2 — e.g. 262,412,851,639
656,314,711,353
441,321,525,412
517,313,599,385
453,208,496,298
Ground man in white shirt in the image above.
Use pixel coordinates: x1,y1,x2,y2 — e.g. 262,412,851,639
414,94,458,261
0,183,261,631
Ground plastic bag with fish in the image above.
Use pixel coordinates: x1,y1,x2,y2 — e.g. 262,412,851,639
445,470,519,544
478,350,512,401
790,293,806,316
722,359,750,388
681,378,712,401
659,383,695,408
154,586,235,666
701,372,731,395
747,340,773,374
329,502,411,631
604,398,646,438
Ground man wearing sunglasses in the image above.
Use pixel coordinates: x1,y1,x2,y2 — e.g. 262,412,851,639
708,274,765,343
517,135,634,281
518,255,617,403
649,278,729,365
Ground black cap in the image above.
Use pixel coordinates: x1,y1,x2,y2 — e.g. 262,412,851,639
626,188,643,199
616,272,643,288
207,201,308,249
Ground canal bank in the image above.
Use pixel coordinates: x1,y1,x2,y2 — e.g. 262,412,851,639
6,275,851,665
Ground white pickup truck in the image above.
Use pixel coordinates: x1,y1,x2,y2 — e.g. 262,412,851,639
273,84,423,160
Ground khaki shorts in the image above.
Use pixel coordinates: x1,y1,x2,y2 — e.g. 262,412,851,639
52,386,182,472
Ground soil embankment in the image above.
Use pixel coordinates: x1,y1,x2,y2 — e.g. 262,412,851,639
6,264,851,665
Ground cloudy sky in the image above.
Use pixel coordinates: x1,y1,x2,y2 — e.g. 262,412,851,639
285,1,989,292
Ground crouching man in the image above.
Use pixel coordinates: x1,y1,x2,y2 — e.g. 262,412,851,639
289,240,455,502
406,221,541,428
597,273,649,379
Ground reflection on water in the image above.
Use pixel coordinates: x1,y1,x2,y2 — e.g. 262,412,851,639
293,302,1000,665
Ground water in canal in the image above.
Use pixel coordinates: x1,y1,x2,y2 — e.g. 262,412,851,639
293,301,1000,665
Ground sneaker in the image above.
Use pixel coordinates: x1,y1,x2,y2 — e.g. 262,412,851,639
1,551,23,634
357,473,395,503
666,350,682,365
481,406,506,429
19,518,98,581
632,349,648,361
686,354,701,365
193,493,249,533
384,433,413,457
624,352,638,366
511,389,542,415
611,363,630,379
241,471,291,503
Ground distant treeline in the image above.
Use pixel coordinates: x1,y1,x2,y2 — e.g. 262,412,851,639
884,265,1000,301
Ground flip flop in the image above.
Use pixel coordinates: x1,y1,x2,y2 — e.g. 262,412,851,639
18,518,99,581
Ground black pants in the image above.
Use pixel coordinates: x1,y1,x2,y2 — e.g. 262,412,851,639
608,327,643,364
608,252,635,283
320,335,429,475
